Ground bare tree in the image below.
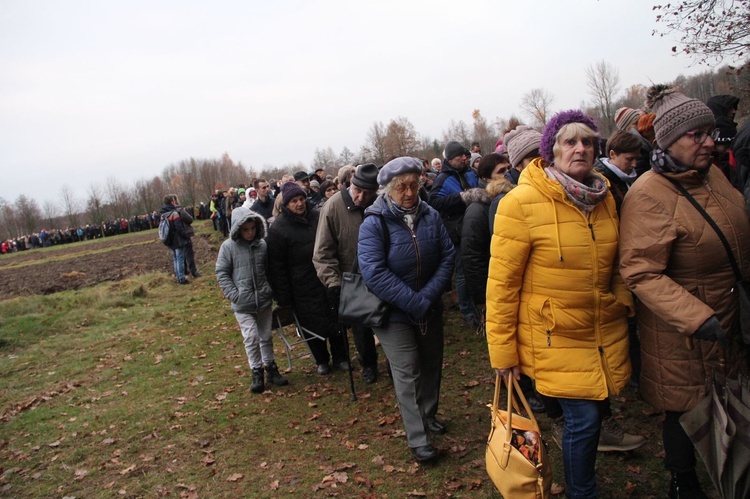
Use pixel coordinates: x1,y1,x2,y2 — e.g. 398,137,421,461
86,182,106,228
442,119,471,145
42,200,58,229
586,61,621,135
365,121,388,165
60,184,80,228
653,0,750,65
311,147,338,176
0,197,21,240
383,116,419,159
520,88,555,128
15,194,42,235
471,109,499,155
338,146,355,166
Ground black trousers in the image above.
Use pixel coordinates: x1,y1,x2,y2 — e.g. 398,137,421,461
663,411,696,472
351,323,378,368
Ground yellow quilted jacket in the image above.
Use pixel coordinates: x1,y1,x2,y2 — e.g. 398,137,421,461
486,158,633,400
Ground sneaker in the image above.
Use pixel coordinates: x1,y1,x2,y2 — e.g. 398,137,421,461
550,417,563,450
598,418,646,452
250,368,265,393
265,361,289,386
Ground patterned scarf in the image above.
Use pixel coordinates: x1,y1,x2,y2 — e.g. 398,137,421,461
650,147,692,174
384,194,420,231
544,166,609,215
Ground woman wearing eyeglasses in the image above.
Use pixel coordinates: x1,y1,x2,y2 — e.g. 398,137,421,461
316,180,338,208
619,85,750,498
358,157,455,463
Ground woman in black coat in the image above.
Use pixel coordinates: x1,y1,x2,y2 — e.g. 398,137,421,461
266,182,347,375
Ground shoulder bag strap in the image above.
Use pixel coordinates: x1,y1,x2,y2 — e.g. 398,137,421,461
353,214,390,274
664,176,742,281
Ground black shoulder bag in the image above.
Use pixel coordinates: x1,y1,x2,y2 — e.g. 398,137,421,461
338,215,391,328
666,177,750,345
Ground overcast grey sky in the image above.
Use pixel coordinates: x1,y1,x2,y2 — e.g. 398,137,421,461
0,0,718,207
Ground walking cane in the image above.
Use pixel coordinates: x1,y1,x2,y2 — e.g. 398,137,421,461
339,323,357,401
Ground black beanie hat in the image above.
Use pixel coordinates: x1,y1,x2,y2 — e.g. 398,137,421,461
351,163,379,191
444,141,470,161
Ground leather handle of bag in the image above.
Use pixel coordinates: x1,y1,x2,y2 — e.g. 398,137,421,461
493,373,543,443
664,177,743,281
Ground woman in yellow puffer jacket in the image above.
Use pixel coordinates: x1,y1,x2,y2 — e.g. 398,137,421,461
486,110,633,499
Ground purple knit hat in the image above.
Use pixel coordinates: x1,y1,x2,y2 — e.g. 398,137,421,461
539,110,599,163
281,181,306,206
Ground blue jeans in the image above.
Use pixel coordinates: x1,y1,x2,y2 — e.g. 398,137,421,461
172,247,186,282
557,398,601,499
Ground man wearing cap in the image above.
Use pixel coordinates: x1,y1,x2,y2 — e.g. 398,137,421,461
313,164,381,383
428,140,486,329
267,181,348,375
294,171,320,204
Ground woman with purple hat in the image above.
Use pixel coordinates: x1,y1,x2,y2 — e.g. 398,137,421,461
486,110,633,498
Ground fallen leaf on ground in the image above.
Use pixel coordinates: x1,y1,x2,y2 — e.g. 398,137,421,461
226,473,243,482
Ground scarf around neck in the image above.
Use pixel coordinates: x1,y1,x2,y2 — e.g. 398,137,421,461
650,147,692,174
384,194,420,231
545,165,609,215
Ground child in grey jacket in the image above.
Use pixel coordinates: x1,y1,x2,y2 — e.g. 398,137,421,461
215,206,288,393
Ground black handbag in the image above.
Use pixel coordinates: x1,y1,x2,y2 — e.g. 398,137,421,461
338,215,390,328
666,177,750,345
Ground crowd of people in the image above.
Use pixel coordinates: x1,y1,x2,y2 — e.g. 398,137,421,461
92,82,750,498
1,214,161,255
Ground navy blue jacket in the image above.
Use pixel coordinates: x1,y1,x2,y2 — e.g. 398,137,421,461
427,163,478,245
358,196,455,325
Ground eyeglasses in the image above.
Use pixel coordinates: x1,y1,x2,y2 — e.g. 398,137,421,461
393,182,420,194
685,129,720,144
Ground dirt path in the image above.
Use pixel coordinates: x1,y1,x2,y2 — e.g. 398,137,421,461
0,229,216,299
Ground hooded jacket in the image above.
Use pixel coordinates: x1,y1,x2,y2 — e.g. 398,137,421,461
359,196,455,325
486,157,633,400
593,157,636,213
619,167,750,412
215,207,273,314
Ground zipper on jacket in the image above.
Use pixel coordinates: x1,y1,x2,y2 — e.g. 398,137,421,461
410,227,422,290
546,329,551,346
588,223,596,241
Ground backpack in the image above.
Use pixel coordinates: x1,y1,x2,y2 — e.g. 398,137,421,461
158,210,180,246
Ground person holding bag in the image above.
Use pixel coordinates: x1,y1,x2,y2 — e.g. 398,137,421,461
619,85,750,498
358,157,455,463
486,110,633,498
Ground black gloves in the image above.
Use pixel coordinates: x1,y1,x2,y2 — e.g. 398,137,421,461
327,286,341,313
693,316,729,349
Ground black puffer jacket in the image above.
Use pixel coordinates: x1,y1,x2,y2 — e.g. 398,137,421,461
266,204,337,337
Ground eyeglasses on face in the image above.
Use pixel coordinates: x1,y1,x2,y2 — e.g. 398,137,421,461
685,129,720,144
393,182,420,194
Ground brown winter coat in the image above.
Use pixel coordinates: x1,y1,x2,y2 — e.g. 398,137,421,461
313,187,367,289
619,167,750,412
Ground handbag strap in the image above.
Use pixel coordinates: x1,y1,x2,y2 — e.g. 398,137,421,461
352,214,390,273
664,177,743,281
492,373,542,442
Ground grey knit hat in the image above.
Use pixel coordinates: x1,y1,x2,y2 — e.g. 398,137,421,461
646,85,715,149
504,125,542,168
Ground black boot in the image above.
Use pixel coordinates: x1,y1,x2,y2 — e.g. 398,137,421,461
265,361,288,386
668,470,708,499
250,368,265,393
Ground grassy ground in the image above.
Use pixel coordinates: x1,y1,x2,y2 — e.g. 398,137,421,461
0,225,716,498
